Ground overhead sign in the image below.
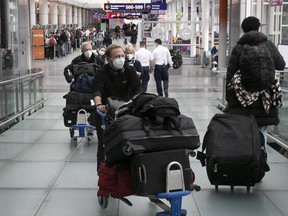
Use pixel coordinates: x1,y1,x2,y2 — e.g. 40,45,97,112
104,3,167,11
145,3,167,10
104,3,145,11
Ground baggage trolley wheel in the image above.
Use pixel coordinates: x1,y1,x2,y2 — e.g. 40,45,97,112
69,128,75,138
194,185,201,192
73,137,77,147
215,184,218,191
123,145,132,156
230,185,234,191
98,196,108,209
87,137,91,146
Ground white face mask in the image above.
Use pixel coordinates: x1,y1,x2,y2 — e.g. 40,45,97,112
126,54,134,61
112,57,125,70
84,50,92,58
99,50,105,56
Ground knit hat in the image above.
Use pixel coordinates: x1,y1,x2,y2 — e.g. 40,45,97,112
241,16,260,33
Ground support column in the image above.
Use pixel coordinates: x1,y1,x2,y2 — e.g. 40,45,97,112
73,6,78,25
190,0,197,57
49,1,58,25
201,0,209,52
58,3,66,26
66,5,72,25
218,0,228,70
78,7,82,28
39,0,48,25
182,0,188,28
30,0,36,26
172,2,177,38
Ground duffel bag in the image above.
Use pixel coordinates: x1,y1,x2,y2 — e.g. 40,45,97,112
104,114,200,165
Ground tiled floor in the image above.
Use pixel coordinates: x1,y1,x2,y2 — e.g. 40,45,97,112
0,42,287,216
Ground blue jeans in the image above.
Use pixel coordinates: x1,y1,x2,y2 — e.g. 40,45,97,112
141,66,150,92
154,65,169,96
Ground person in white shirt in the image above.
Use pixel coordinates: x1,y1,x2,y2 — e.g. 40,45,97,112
152,38,173,97
135,41,154,92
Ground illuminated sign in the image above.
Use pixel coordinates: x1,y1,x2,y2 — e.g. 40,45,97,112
104,3,167,11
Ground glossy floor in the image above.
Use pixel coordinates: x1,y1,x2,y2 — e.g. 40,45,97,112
0,43,287,216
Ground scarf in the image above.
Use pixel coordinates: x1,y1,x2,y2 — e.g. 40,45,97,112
228,71,283,114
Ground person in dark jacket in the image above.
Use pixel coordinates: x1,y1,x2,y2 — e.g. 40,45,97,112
226,16,286,145
93,44,143,169
63,41,104,83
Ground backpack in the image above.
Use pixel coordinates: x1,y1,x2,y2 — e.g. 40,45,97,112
116,93,181,127
239,42,275,91
49,37,56,46
71,73,94,93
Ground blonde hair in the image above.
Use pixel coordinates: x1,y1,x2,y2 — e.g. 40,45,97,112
80,41,92,53
124,45,134,54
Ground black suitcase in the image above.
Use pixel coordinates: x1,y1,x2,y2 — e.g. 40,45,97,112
63,108,77,127
197,113,269,191
103,114,200,165
131,149,194,195
63,91,95,111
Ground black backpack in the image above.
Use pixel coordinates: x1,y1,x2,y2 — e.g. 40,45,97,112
116,93,181,128
240,42,275,91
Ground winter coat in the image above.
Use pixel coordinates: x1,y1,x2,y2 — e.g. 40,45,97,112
226,31,286,126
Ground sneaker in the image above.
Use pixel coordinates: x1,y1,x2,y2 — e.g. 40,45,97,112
164,90,169,98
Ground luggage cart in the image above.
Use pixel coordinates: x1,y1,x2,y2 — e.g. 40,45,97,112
96,109,201,214
149,161,201,216
71,109,95,146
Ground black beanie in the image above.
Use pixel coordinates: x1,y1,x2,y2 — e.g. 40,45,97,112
241,16,260,33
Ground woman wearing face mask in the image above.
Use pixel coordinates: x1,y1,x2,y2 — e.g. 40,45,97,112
63,41,104,83
124,46,142,78
92,44,143,170
98,47,106,63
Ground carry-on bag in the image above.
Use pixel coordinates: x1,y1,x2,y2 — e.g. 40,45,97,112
131,149,195,195
63,91,95,111
197,113,270,191
103,114,200,165
97,161,134,198
63,108,77,127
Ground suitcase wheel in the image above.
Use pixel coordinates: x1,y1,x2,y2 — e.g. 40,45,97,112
69,128,75,138
98,196,108,209
123,145,132,156
247,185,250,192
73,137,78,147
193,184,201,192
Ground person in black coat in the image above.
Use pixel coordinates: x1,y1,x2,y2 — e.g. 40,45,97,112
63,41,104,83
93,44,143,169
225,16,286,144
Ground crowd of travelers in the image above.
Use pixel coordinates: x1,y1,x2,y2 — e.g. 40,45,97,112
45,23,139,60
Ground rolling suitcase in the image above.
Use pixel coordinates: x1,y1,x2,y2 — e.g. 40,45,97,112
131,149,195,195
197,113,270,191
103,114,200,165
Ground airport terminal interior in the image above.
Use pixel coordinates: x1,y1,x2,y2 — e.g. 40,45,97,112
1,0,288,216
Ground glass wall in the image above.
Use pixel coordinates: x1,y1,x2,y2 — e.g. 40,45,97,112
282,3,288,44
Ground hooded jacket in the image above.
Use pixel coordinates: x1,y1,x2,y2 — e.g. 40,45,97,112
226,31,286,126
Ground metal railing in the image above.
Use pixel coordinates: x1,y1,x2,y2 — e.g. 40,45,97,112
0,70,46,133
214,70,288,151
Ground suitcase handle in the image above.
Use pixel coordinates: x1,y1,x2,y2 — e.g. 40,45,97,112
138,165,147,184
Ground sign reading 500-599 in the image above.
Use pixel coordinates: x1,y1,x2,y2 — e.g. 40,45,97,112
104,3,145,11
